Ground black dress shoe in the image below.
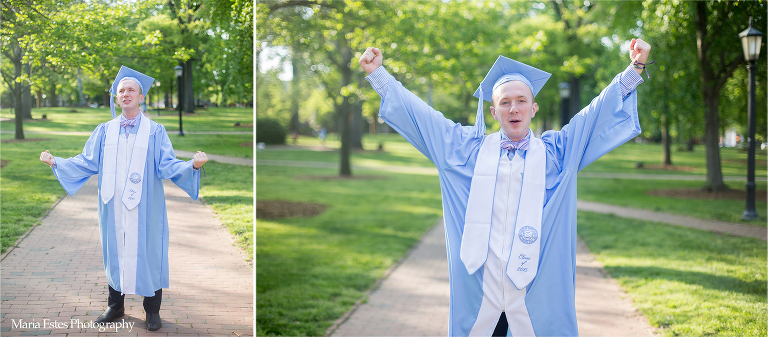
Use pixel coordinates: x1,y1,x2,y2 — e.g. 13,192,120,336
96,306,125,323
146,312,162,331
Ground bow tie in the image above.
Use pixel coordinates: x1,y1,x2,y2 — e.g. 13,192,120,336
500,138,529,151
120,116,139,128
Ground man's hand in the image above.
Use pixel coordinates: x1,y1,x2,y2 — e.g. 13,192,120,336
193,151,208,169
629,38,652,74
40,150,54,167
359,47,383,75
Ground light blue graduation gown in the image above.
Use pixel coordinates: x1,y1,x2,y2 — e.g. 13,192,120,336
51,118,200,297
375,70,640,336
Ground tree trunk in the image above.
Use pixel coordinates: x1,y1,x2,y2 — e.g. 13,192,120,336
289,47,300,132
661,111,672,166
351,101,363,149
703,93,727,191
22,63,32,119
35,90,42,108
338,47,353,176
460,92,470,126
568,74,581,120
77,67,86,106
13,44,24,140
183,59,194,113
695,1,729,192
50,82,58,107
165,75,172,109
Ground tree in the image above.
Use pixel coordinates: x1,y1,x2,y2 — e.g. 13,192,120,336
167,0,209,113
261,0,392,176
693,1,765,192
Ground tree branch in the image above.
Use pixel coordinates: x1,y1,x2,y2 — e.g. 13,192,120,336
268,0,327,12
715,53,744,92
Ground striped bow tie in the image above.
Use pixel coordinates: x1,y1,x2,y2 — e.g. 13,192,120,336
500,138,529,151
120,116,139,128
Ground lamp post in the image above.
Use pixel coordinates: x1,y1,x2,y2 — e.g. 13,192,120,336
174,65,184,136
558,82,570,129
739,17,762,220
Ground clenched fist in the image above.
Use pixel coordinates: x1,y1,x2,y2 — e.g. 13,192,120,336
359,47,383,75
40,150,54,167
629,38,652,71
193,151,208,169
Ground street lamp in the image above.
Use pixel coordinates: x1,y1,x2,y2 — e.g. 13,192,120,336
739,17,762,220
174,65,184,136
558,82,570,129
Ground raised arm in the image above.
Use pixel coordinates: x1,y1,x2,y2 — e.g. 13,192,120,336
360,47,481,169
543,39,651,172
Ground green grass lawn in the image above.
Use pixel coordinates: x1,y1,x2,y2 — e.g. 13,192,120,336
582,141,767,177
1,107,253,133
0,130,253,260
578,211,767,336
169,133,253,159
256,164,442,336
578,178,767,224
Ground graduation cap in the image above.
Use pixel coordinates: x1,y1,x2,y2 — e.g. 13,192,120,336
109,66,155,118
470,56,551,137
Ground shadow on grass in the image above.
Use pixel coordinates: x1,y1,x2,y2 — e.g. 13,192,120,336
201,195,253,205
605,265,767,296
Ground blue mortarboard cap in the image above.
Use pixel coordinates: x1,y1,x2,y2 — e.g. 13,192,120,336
470,56,551,137
109,66,155,118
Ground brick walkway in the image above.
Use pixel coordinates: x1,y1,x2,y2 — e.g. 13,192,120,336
330,219,657,337
1,178,253,336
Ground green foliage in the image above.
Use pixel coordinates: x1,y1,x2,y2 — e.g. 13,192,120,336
579,211,766,337
257,117,287,145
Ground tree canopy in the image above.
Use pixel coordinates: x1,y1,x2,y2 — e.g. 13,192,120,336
259,0,767,186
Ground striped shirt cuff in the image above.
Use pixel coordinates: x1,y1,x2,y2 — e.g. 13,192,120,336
620,64,644,100
366,66,390,99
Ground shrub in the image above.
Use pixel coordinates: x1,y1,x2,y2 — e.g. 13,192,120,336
256,117,286,145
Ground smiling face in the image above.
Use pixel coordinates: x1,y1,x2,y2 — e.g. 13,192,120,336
116,79,144,114
490,80,538,141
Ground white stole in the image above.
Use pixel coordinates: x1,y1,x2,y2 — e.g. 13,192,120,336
460,131,545,289
101,113,150,210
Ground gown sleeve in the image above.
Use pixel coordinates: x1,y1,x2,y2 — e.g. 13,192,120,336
541,67,642,173
51,124,105,196
153,124,201,200
370,67,481,170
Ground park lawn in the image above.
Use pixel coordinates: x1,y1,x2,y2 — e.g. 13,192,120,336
1,107,253,133
0,133,253,261
256,164,442,336
277,134,767,177
257,134,436,168
0,134,88,254
583,141,767,177
578,211,767,337
194,161,253,261
578,178,768,224
169,133,253,159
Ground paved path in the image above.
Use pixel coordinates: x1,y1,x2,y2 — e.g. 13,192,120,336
1,178,253,336
330,219,657,337
578,201,767,240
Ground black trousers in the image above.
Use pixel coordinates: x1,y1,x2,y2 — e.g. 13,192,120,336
107,285,162,314
492,312,509,337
